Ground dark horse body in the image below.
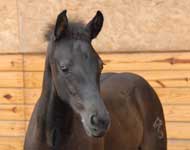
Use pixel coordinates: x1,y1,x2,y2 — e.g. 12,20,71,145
24,10,167,150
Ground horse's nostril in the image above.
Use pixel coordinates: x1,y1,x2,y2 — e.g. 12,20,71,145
90,114,98,126
90,114,110,129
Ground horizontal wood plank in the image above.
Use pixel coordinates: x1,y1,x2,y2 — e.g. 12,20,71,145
167,122,190,139
24,53,190,71
24,105,190,122
155,88,190,105
0,88,24,104
0,55,23,71
24,88,190,105
0,105,190,121
24,54,45,71
24,72,42,88
0,121,189,140
0,137,189,150
0,72,23,87
0,137,23,150
164,105,190,122
0,136,189,150
168,139,190,150
24,88,41,104
0,105,24,121
24,71,190,88
102,53,190,72
0,53,189,149
0,121,25,136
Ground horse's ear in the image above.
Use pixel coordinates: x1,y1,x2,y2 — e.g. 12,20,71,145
86,11,104,40
54,10,68,41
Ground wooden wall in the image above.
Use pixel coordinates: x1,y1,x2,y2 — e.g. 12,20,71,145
0,52,189,150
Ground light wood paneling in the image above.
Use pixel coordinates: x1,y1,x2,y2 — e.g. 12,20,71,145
24,88,190,105
0,53,190,150
0,55,23,71
155,88,190,105
24,88,41,104
0,105,24,121
24,53,190,71
0,121,25,136
0,72,23,87
0,137,24,150
24,71,190,88
168,140,190,150
24,72,42,88
0,121,189,140
164,105,190,122
0,137,189,150
24,104,190,122
0,88,23,104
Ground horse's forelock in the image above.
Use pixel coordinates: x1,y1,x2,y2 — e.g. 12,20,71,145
44,21,86,42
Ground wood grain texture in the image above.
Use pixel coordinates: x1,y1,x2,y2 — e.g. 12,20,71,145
168,139,190,150
23,71,190,88
24,105,190,122
0,72,23,87
0,105,24,121
0,137,189,150
0,55,23,71
0,53,189,150
0,88,23,104
0,121,189,140
24,88,190,105
24,53,190,71
155,88,190,105
0,121,25,136
0,104,189,122
0,137,24,150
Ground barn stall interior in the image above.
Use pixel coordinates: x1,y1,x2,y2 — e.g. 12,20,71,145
0,0,190,150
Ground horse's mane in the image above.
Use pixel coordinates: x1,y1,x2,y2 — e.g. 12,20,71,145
44,21,86,41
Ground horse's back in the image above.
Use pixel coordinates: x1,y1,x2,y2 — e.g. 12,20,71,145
100,73,167,150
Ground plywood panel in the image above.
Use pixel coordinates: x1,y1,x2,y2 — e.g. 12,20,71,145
0,105,24,121
24,54,45,71
24,53,190,71
0,88,23,104
0,137,23,150
168,139,190,150
1,120,188,140
164,105,190,122
0,72,23,87
155,88,190,105
0,121,25,136
24,121,190,140
0,137,188,150
167,122,190,139
24,71,190,88
0,53,189,150
24,88,41,104
25,104,190,122
0,55,23,71
24,88,190,105
0,137,189,150
24,72,43,88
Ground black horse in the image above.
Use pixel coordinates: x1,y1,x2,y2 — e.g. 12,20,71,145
24,10,167,150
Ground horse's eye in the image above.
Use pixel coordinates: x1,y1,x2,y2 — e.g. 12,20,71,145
60,65,69,72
